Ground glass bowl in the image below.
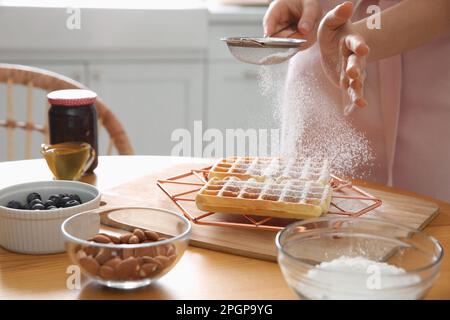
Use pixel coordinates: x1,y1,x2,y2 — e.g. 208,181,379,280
61,206,191,289
275,217,443,300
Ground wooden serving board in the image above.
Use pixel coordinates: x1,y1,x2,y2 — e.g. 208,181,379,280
101,162,439,262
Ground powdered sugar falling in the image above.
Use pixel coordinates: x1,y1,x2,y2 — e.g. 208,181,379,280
258,64,373,178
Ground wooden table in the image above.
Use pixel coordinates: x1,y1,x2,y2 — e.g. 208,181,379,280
0,156,448,300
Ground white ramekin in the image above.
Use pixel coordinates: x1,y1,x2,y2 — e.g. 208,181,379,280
0,180,101,254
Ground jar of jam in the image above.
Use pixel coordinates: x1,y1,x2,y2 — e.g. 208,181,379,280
47,89,98,173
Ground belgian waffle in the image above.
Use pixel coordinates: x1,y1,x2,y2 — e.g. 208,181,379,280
208,156,330,185
195,176,332,219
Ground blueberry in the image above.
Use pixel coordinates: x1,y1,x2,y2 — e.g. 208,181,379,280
28,199,43,208
46,206,58,210
43,200,55,208
60,196,72,207
69,194,82,204
31,203,45,210
64,200,80,207
48,194,62,207
26,192,41,203
6,200,24,209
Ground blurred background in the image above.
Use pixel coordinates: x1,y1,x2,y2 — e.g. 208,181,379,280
0,0,283,161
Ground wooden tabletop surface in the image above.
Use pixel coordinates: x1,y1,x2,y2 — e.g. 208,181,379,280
0,155,448,300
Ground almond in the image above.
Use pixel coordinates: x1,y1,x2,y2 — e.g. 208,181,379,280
154,255,170,269
83,245,99,257
144,230,159,241
128,235,140,244
135,246,157,258
104,257,122,268
141,256,164,270
115,257,139,280
95,248,112,264
76,249,87,261
166,245,176,257
99,265,115,280
133,229,146,242
79,256,99,276
108,235,121,244
140,263,158,277
122,248,135,260
93,234,111,244
156,245,167,256
120,233,132,244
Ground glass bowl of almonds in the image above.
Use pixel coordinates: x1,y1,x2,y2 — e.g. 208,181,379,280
61,207,191,289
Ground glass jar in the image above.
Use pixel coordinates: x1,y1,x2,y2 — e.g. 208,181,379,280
47,89,98,173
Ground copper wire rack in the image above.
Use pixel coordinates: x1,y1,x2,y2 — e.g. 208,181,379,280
157,166,382,232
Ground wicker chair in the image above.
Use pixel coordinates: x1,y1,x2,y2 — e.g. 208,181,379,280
0,63,134,160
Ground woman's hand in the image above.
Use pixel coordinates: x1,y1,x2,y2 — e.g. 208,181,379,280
318,1,369,114
263,0,322,48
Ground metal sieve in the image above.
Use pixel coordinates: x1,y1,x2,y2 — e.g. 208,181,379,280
221,37,306,65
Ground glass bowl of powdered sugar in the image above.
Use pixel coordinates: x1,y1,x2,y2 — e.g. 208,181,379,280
275,217,443,300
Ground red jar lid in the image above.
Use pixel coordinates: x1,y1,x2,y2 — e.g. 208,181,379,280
47,89,97,106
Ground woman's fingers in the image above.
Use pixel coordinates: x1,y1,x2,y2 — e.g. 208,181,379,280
342,33,368,111
339,37,351,88
344,52,367,111
348,81,367,108
317,0,369,114
349,79,362,90
340,66,349,90
339,47,350,90
345,34,369,56
322,1,353,31
273,24,304,38
263,1,290,36
346,54,365,79
346,53,367,109
297,0,321,34
264,0,322,38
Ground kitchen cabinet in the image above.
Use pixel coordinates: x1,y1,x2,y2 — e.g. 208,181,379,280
205,18,279,157
206,62,277,131
0,4,270,159
88,63,204,156
205,62,280,157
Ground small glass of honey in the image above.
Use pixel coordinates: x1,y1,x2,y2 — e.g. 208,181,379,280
41,142,96,180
